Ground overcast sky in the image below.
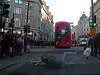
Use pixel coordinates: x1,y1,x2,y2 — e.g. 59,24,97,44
45,0,97,25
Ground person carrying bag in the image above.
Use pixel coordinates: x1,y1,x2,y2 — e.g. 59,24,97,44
83,34,93,59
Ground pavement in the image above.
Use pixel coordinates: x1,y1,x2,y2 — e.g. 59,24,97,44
0,54,27,71
0,52,35,71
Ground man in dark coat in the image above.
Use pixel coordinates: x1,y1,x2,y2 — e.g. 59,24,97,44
91,34,98,57
87,34,93,48
97,33,100,59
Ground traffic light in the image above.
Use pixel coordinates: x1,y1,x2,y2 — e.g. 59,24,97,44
0,1,3,14
89,17,92,27
27,25,30,33
24,25,31,33
93,15,96,27
24,25,27,33
3,2,10,17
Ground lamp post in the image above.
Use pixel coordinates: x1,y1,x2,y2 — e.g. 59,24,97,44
91,0,94,26
11,14,14,37
24,1,30,52
0,14,2,29
25,1,29,36
26,1,29,25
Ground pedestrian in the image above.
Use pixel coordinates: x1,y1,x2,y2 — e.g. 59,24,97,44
1,34,6,59
85,34,93,59
17,35,24,55
5,31,12,57
0,34,2,61
97,33,100,59
91,34,98,58
27,38,30,53
87,34,93,48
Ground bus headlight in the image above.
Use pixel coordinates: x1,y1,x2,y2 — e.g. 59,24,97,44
56,41,59,45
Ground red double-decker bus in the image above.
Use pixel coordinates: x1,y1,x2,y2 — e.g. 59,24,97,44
54,21,71,48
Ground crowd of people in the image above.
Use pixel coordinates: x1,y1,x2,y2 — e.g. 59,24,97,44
85,33,100,59
0,31,54,61
0,31,30,61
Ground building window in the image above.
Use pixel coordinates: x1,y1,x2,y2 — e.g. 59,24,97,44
19,8,22,14
19,0,22,4
84,28,86,31
15,0,19,3
26,2,28,5
25,9,27,15
14,7,22,14
6,0,10,1
16,7,20,14
15,0,22,4
87,28,88,31
15,18,21,26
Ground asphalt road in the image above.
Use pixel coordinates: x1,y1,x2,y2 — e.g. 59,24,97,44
1,46,100,75
6,63,100,75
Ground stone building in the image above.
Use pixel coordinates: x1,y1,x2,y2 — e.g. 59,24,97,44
71,12,90,43
4,0,54,42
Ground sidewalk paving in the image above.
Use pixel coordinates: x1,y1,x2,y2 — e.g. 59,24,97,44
0,60,18,71
0,53,29,71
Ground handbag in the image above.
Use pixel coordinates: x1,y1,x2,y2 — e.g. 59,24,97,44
83,47,91,57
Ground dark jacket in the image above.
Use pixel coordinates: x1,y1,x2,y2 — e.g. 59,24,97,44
87,37,93,47
97,34,100,47
92,36,98,48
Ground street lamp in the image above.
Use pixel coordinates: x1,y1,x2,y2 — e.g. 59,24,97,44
11,14,14,37
91,0,94,27
24,0,35,51
24,1,30,36
26,1,29,26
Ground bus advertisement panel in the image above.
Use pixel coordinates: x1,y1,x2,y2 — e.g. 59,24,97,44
54,21,71,48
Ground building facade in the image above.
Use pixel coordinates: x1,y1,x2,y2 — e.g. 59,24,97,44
41,0,54,42
4,0,54,42
71,12,90,43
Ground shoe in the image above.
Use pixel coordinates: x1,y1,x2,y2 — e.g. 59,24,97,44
86,57,88,60
91,54,95,58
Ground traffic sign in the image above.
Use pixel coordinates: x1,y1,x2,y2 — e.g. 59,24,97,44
90,27,96,36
